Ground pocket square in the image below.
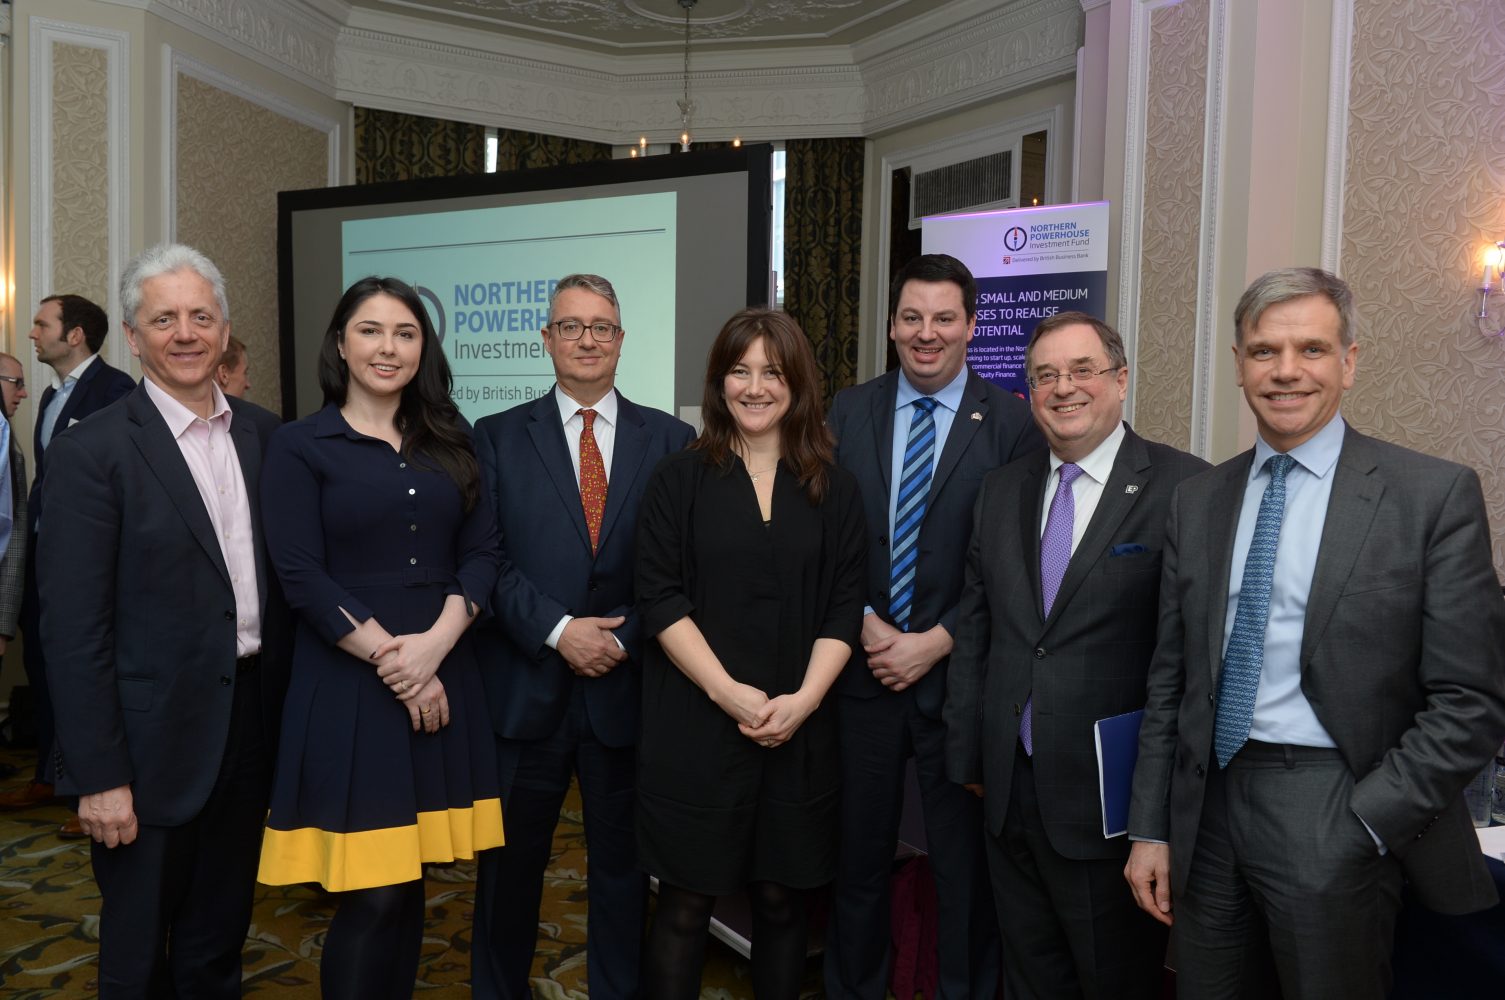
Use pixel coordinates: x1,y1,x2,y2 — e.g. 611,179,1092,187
1110,543,1147,557
67,418,81,427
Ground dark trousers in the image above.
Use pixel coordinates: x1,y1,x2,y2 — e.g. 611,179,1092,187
19,551,52,784
472,682,645,1000
824,690,1000,1000
987,744,1166,1000
89,660,270,999
1173,741,1404,1000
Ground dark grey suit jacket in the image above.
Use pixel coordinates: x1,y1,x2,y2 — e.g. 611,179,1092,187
1128,425,1505,914
39,386,289,827
945,425,1208,858
828,368,1041,717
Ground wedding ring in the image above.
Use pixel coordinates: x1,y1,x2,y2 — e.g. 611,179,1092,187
397,680,407,692
420,707,431,715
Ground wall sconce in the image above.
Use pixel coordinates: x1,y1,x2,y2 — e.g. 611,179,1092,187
1480,241,1505,337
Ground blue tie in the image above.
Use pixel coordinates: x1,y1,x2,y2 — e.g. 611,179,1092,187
890,397,939,631
1214,453,1296,768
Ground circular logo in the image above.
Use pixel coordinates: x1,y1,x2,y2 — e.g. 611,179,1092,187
416,285,446,343
1003,227,1028,252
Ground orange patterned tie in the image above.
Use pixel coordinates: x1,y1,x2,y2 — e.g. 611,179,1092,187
578,409,607,554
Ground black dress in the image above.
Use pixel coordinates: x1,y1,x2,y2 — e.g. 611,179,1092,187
635,449,866,893
257,405,504,892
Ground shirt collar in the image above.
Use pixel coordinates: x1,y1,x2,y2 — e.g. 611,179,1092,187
554,384,617,427
56,352,100,387
1049,420,1125,485
896,365,969,415
142,376,231,439
1251,412,1345,483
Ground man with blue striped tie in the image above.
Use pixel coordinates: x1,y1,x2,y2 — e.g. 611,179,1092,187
825,254,1043,1000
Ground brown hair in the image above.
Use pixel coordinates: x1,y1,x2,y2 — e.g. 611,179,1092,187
692,308,833,504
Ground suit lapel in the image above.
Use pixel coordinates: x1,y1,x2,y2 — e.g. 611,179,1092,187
930,371,987,502
55,362,98,430
1044,427,1149,629
527,392,593,553
1205,453,1253,682
869,373,898,499
1301,428,1382,664
125,389,230,587
1017,453,1049,621
229,403,269,610
598,391,646,553
35,385,55,460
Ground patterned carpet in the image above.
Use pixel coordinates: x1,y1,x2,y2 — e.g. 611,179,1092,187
0,748,825,998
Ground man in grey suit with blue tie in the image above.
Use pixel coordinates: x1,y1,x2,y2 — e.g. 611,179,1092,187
471,273,694,999
1125,267,1505,998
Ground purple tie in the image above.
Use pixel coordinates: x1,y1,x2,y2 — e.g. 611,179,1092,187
1021,462,1084,756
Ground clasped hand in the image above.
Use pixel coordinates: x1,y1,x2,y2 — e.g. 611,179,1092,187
557,616,628,677
718,681,815,749
863,616,950,691
373,630,451,700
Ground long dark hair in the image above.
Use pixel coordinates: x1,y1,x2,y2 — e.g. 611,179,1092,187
317,276,480,510
691,308,833,504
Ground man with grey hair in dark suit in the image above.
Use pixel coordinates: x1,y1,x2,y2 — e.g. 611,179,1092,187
0,352,27,669
1125,267,1505,999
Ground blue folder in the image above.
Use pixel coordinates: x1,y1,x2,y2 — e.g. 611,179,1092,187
1094,709,1144,838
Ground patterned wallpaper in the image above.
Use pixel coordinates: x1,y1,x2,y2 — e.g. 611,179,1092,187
51,43,110,307
1340,0,1505,574
176,74,328,412
1133,0,1208,451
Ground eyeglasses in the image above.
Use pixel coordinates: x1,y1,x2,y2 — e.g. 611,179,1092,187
0,375,24,390
1026,365,1120,390
550,320,621,343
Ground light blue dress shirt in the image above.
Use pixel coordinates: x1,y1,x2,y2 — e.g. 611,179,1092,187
1223,413,1346,748
39,373,80,451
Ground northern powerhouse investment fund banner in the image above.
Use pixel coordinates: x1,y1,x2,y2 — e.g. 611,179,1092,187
342,192,678,423
921,201,1109,396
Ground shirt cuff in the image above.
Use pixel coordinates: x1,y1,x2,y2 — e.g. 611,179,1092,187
545,615,571,650
1354,811,1387,855
1128,836,1168,845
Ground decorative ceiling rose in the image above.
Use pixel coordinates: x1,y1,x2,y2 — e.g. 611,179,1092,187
624,0,752,27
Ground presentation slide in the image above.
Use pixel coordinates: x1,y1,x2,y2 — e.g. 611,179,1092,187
340,192,677,421
278,146,771,422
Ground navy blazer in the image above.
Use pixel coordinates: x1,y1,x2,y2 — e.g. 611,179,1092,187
38,385,288,826
30,357,136,528
828,368,1042,717
472,389,694,749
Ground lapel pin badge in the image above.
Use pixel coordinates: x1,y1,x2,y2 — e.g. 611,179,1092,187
970,411,982,421
1124,484,1139,494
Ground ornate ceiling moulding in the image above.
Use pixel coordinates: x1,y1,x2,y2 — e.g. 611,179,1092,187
144,0,1083,141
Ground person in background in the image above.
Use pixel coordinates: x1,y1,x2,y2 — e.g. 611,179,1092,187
944,312,1207,998
0,294,134,820
824,253,1041,1000
470,274,694,1000
635,308,866,999
215,335,250,398
256,275,503,1000
0,354,27,778
40,244,287,997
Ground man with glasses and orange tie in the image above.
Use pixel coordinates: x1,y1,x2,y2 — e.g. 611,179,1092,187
471,274,693,999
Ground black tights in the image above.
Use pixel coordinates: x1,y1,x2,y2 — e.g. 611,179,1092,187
645,880,809,1000
321,879,426,1000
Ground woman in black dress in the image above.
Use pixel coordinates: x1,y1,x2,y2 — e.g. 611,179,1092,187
635,308,866,998
257,277,503,999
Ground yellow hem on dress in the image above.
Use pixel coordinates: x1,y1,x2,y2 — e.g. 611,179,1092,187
258,798,504,893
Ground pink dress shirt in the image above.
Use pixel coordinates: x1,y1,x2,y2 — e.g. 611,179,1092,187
142,378,262,656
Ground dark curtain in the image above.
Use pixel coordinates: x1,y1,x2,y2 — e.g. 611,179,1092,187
492,128,612,172
782,138,865,403
354,108,486,183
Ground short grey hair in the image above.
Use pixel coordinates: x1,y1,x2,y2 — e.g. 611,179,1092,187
120,244,230,326
549,273,620,323
1234,267,1354,347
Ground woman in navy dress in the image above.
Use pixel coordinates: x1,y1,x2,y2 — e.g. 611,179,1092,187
635,309,866,998
257,277,503,999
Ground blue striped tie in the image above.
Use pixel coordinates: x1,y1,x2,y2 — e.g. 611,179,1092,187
1213,453,1296,768
890,397,939,631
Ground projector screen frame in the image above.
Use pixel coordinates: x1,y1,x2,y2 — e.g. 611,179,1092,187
276,144,774,419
